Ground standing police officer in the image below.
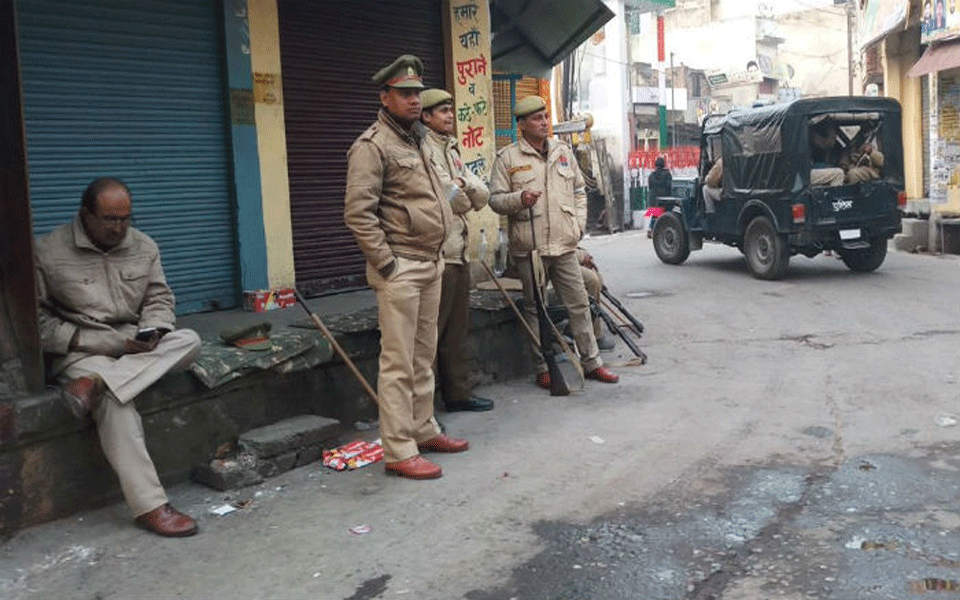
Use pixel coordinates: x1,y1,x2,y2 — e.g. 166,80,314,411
344,56,469,480
419,88,494,413
490,96,619,389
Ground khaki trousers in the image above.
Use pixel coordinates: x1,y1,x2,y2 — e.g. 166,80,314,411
435,262,472,405
515,251,602,374
60,329,202,516
811,168,844,186
580,266,604,339
366,256,443,463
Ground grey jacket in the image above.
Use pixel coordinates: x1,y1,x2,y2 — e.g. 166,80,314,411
35,216,176,374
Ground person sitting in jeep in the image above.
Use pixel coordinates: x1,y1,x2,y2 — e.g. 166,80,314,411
841,142,884,183
809,119,844,187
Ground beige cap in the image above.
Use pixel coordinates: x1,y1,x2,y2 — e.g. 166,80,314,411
421,88,453,110
371,55,425,89
513,95,547,119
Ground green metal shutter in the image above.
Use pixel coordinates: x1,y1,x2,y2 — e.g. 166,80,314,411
18,0,239,314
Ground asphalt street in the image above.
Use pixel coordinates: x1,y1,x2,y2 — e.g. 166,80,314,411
2,232,959,600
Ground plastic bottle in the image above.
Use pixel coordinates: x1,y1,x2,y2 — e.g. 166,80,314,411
494,228,507,275
478,228,488,264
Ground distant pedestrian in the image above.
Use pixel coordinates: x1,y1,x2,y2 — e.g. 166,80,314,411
343,55,469,481
648,156,673,206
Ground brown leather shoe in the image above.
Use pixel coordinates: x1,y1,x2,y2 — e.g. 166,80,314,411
586,366,619,384
418,433,469,453
135,503,198,537
384,455,442,479
61,375,105,419
536,371,551,390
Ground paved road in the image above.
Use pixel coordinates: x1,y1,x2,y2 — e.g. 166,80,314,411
2,233,959,600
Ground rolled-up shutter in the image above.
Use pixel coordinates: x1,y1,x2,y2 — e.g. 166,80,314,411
18,0,238,313
279,0,444,295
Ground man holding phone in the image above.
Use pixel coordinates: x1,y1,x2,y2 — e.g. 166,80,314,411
35,177,202,537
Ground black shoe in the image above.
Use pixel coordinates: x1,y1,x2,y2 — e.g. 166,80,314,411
445,396,494,412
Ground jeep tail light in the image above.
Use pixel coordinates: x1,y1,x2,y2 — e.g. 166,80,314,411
792,203,806,224
897,191,907,209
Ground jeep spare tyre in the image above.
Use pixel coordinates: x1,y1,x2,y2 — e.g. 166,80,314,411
839,237,887,272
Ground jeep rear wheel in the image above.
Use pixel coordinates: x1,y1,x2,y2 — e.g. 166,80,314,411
840,237,887,272
744,215,789,280
653,211,690,265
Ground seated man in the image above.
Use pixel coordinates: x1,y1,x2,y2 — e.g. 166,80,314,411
809,120,844,187
702,157,723,213
841,142,884,183
577,248,614,351
35,177,202,537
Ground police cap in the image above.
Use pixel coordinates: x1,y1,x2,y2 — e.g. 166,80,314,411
372,55,425,89
421,88,453,111
513,95,547,120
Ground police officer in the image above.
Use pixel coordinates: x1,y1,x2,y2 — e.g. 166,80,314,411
419,88,494,413
344,56,469,480
490,96,619,389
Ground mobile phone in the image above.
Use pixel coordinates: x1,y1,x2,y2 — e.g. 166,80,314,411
135,327,158,342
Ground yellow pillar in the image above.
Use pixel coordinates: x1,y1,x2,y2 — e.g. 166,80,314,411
443,0,499,267
884,28,923,200
249,0,296,287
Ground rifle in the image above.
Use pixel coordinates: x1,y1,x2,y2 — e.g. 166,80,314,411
600,286,644,336
480,260,583,392
590,297,647,363
527,206,585,395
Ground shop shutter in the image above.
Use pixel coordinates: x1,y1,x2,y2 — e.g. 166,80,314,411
18,0,238,314
279,0,445,295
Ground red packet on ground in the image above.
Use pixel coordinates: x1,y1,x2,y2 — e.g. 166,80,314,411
322,440,384,471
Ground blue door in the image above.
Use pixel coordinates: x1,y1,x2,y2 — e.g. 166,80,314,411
18,0,239,313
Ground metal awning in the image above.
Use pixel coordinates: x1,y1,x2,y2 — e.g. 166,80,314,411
908,38,960,77
490,0,615,78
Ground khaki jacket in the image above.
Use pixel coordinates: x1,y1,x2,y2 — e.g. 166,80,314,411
422,127,489,264
841,148,884,183
490,136,586,257
705,157,723,189
35,217,176,374
344,109,453,271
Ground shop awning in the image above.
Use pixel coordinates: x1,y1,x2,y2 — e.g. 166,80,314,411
908,38,960,77
490,0,615,78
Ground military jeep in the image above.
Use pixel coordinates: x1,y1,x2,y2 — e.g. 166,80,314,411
652,97,905,280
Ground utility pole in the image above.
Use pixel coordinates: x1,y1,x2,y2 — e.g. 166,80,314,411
670,51,677,147
846,0,854,95
656,13,668,149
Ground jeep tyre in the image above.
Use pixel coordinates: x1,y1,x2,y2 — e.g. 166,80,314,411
839,237,887,272
653,211,690,265
743,215,789,280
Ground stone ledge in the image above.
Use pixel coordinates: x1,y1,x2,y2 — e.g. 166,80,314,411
0,301,531,534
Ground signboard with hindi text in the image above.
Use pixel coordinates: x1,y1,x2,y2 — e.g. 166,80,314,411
446,0,498,261
448,0,493,183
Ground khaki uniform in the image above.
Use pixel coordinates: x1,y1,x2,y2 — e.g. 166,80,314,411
490,136,602,373
576,249,604,339
423,127,489,406
345,109,454,462
841,148,884,184
35,218,201,516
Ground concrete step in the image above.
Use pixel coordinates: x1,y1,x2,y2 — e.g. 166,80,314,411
192,415,342,491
